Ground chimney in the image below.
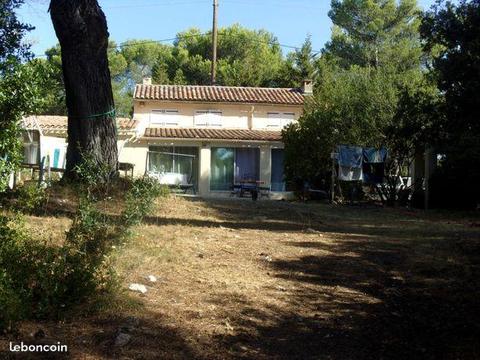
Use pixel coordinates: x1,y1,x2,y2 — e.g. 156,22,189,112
302,79,313,95
143,77,152,86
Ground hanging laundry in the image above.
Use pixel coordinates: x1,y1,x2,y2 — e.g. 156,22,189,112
337,145,363,181
363,147,388,184
338,166,363,181
363,148,388,163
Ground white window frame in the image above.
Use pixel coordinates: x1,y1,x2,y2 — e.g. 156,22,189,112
194,110,223,127
150,109,179,126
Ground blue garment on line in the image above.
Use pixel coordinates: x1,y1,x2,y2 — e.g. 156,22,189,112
337,145,363,168
363,148,387,184
363,147,388,163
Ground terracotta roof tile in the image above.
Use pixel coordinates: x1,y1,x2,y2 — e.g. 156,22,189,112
22,116,138,132
143,127,282,142
134,84,305,106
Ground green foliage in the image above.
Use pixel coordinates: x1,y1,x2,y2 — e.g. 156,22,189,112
122,177,167,228
283,65,401,188
421,0,480,208
0,61,46,193
0,175,165,331
0,211,115,327
73,151,113,190
66,197,110,254
0,215,28,330
278,36,317,87
37,24,315,115
15,183,48,214
0,1,42,193
325,0,422,70
151,25,287,87
34,42,133,117
283,0,435,204
0,0,32,68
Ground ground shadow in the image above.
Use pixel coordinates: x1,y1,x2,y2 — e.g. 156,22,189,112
0,309,207,360
199,200,480,359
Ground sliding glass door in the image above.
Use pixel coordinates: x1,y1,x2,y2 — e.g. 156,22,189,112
235,148,260,183
211,147,260,191
210,148,235,191
148,146,198,186
271,149,286,191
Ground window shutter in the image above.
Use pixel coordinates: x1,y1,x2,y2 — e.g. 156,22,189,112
194,111,209,126
150,110,179,126
281,112,295,127
267,112,282,127
209,111,223,127
195,110,222,127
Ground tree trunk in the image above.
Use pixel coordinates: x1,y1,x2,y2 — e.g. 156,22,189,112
49,0,118,181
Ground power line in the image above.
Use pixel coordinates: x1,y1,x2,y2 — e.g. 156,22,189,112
32,34,207,58
33,32,320,59
222,0,324,10
103,1,210,10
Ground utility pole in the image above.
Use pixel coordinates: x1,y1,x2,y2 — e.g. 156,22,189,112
211,0,218,85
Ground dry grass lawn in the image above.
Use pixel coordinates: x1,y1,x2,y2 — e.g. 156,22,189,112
1,195,480,359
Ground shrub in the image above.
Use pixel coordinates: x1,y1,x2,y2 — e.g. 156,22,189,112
121,177,166,228
15,183,47,214
72,151,115,201
0,209,118,329
0,271,25,331
63,195,119,301
0,175,165,331
0,215,28,330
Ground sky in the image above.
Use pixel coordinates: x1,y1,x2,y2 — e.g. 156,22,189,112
19,0,438,58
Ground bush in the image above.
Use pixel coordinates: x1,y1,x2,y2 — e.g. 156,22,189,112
0,210,119,329
121,177,167,228
0,174,166,331
0,212,114,327
0,215,28,330
15,183,47,214
65,196,117,294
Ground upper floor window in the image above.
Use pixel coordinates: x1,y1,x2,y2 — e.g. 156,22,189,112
150,109,179,126
194,110,223,127
267,112,295,128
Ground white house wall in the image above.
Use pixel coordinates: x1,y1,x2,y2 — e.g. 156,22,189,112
133,101,302,130
37,133,136,170
40,135,67,168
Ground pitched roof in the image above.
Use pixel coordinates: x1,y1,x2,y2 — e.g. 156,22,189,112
22,116,138,132
143,127,283,142
134,84,305,106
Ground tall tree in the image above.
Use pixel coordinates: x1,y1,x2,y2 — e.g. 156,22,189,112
30,46,67,115
325,0,422,70
121,40,171,86
421,0,480,208
278,36,317,88
49,0,118,181
283,0,429,204
37,42,132,117
152,25,286,87
0,0,38,191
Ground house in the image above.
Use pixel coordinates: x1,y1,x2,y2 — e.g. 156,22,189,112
21,80,310,197
21,115,138,169
118,79,310,197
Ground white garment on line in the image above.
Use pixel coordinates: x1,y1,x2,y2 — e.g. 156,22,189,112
338,166,363,181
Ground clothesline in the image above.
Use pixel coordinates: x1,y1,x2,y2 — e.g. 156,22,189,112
334,145,388,183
